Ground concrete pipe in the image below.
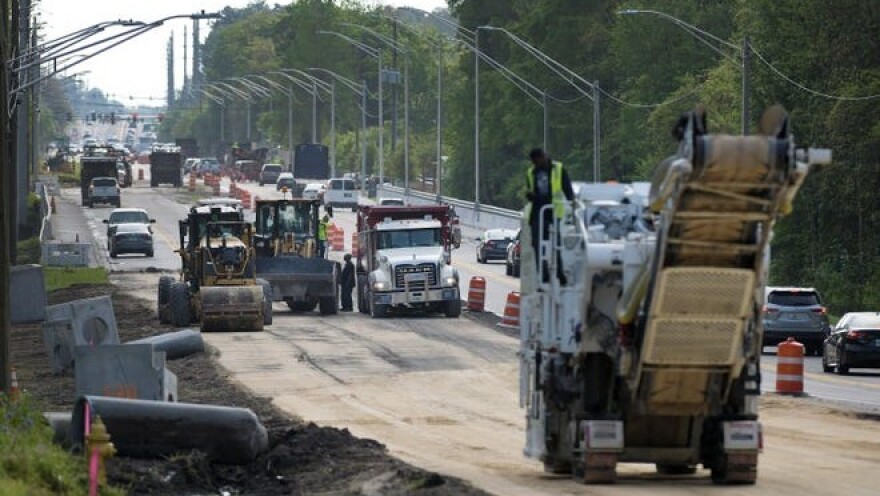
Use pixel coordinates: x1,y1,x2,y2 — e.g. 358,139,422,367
127,329,205,360
43,412,73,448
71,396,268,465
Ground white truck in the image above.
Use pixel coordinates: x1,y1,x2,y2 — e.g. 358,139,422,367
356,205,461,318
518,106,830,484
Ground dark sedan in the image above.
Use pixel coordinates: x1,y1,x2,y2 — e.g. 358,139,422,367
822,313,880,375
506,231,521,277
476,229,517,264
109,223,154,258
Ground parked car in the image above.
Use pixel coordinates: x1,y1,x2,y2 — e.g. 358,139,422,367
477,228,518,264
302,182,326,201
87,177,120,208
324,178,358,210
259,163,284,185
822,312,880,374
196,157,221,176
184,158,199,173
762,287,830,355
506,230,522,277
276,172,296,191
109,223,154,258
378,197,405,206
103,208,155,238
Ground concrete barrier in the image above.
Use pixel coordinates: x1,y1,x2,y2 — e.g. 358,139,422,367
41,242,91,266
127,329,205,360
72,396,269,464
74,344,178,402
43,319,76,375
10,264,47,323
46,295,120,347
377,185,522,231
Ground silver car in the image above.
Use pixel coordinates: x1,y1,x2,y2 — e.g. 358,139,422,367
109,223,154,258
762,287,830,356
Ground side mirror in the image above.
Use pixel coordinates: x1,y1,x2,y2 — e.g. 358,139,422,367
102,219,109,224
150,219,156,223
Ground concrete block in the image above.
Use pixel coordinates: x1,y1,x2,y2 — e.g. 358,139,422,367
11,264,47,323
41,242,91,267
43,319,76,375
47,296,119,347
127,329,204,360
74,344,177,402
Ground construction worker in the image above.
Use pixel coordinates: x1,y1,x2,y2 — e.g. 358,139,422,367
339,253,356,311
525,148,574,282
317,214,330,258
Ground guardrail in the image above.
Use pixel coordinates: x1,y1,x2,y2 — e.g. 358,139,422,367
377,185,523,231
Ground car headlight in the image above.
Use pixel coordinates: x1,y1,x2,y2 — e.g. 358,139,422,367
372,281,388,291
443,276,458,287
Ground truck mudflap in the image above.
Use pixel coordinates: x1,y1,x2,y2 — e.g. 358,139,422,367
255,256,337,300
374,287,459,307
199,285,264,332
575,420,623,484
713,420,761,484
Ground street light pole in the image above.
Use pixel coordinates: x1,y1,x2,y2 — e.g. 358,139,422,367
593,82,600,182
742,36,751,135
436,50,443,203
330,80,336,178
288,88,294,167
377,49,384,183
361,80,368,191
542,91,548,152
474,28,480,220
403,54,410,196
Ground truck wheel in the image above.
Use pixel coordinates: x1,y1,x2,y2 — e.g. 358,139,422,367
319,294,338,315
513,263,521,278
258,279,273,326
370,301,388,318
505,262,512,276
444,299,462,318
357,278,369,314
169,282,192,327
710,454,757,485
158,276,174,324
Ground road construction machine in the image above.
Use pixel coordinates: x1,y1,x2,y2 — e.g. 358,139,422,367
253,197,340,314
356,204,462,318
158,204,271,331
518,106,830,484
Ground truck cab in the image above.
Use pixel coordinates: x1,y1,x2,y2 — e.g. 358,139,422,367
356,205,461,318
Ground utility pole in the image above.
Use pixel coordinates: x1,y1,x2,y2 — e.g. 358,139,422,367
30,25,39,181
183,24,189,101
167,32,175,106
593,81,600,183
192,19,201,90
435,47,443,204
474,29,480,220
542,91,548,152
15,0,31,241
361,80,368,191
287,86,293,168
311,80,317,143
742,36,750,135
330,80,336,178
403,55,410,196
377,50,384,182
390,23,398,152
1,0,15,394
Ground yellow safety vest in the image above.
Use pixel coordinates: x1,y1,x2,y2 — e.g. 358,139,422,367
526,162,565,220
318,219,329,240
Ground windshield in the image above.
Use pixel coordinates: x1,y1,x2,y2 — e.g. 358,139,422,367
377,228,442,249
264,165,282,173
258,202,314,236
330,179,355,190
109,211,149,224
768,291,821,306
92,178,116,187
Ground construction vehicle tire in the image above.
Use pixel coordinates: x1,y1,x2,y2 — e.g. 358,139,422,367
158,275,174,324
444,299,462,318
319,294,338,315
258,279,273,326
357,278,369,314
370,302,388,319
169,282,192,327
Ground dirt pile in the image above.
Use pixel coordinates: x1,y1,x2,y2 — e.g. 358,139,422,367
10,281,486,495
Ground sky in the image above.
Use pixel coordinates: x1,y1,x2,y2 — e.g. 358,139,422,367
38,0,447,108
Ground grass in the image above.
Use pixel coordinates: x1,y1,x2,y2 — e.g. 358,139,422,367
43,267,108,292
0,395,124,496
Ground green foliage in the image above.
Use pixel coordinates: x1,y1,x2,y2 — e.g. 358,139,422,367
167,0,880,313
16,237,40,265
44,267,109,292
0,395,124,495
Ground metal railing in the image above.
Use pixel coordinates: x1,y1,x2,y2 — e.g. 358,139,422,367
377,184,522,228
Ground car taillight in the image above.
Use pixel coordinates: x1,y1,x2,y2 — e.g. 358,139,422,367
762,306,778,313
846,330,865,341
812,307,827,315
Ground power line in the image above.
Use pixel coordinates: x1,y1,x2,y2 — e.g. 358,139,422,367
750,45,880,102
598,84,705,109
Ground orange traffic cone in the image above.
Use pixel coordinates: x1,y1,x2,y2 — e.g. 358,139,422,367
498,292,521,328
9,367,20,401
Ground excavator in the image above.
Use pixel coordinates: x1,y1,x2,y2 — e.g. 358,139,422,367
158,204,271,331
518,106,830,484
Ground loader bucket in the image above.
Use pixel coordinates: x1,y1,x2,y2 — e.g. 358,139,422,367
256,256,337,300
199,285,264,332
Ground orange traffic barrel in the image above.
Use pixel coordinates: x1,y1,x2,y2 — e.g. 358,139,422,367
331,227,344,251
467,277,486,311
499,291,521,328
776,337,804,395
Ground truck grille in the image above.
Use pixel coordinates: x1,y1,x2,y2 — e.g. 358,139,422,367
394,263,437,290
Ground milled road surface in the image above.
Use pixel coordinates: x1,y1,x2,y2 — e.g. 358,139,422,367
70,177,880,495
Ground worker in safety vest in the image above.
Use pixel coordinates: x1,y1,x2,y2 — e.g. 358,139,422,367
317,214,330,258
525,148,574,280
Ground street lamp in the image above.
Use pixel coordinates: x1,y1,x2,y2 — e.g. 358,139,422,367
248,74,298,168
617,9,749,134
197,87,226,142
341,23,411,196
317,30,385,184
309,67,369,191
